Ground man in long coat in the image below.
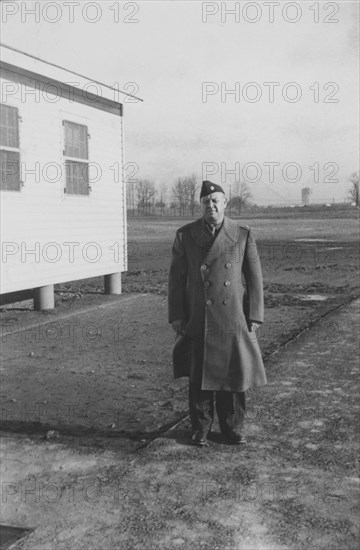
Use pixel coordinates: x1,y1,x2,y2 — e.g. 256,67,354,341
168,180,266,446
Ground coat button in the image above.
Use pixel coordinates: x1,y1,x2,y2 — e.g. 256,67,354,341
204,281,210,288
201,264,207,271
206,299,212,306
225,262,232,268
223,299,228,305
224,280,231,286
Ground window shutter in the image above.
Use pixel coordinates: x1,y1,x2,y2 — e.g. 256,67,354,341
0,150,21,191
0,104,19,148
65,161,89,195
63,121,88,159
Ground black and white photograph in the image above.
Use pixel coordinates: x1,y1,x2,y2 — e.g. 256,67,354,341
0,1,359,549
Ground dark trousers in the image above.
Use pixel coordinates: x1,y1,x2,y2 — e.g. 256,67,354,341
189,383,246,435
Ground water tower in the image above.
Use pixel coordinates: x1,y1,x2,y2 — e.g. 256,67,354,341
301,187,312,205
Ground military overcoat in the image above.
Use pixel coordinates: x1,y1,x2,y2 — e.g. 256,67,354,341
168,216,267,392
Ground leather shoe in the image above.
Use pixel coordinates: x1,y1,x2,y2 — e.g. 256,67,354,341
221,427,246,445
191,432,209,446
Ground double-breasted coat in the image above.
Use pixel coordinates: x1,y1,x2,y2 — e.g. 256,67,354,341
168,216,267,392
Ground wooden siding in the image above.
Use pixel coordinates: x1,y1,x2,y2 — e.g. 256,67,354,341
0,72,127,294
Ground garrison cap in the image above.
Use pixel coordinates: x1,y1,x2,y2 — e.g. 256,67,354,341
200,180,225,199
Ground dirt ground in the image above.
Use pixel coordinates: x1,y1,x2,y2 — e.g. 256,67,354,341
0,214,359,549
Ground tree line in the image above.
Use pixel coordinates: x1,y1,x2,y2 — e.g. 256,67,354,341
126,170,360,216
348,171,359,207
126,174,252,217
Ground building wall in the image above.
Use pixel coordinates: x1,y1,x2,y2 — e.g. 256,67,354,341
0,69,126,294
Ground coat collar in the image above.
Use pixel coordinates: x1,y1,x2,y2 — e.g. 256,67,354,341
190,216,239,249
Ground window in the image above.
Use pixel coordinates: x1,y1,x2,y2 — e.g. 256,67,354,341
0,104,21,191
63,121,90,195
65,161,89,196
0,150,20,191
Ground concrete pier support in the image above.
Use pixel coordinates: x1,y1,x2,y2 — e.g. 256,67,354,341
34,285,55,311
104,273,122,295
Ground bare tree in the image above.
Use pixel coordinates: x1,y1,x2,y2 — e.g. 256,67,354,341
135,179,157,215
172,174,199,216
227,181,252,215
126,181,136,215
172,177,187,216
348,171,359,206
155,182,167,215
184,174,199,216
170,202,177,216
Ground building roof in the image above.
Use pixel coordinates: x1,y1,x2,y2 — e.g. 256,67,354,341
0,43,143,105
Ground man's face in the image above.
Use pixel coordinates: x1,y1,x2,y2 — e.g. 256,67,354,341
201,192,227,225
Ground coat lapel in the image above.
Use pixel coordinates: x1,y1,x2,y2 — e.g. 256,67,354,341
190,217,240,264
190,218,213,248
220,216,240,244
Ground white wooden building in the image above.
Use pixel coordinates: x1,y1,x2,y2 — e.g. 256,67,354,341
0,44,141,309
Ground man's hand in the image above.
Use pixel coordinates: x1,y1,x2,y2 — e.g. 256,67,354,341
250,322,261,332
172,319,186,336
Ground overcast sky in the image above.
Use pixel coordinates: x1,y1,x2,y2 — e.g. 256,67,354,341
1,0,359,204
